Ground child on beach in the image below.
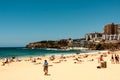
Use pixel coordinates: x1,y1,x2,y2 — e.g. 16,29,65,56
43,60,48,75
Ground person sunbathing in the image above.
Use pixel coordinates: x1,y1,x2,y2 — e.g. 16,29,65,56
2,58,9,66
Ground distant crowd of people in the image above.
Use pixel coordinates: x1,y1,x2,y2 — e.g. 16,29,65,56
1,52,120,75
111,54,119,64
97,51,120,69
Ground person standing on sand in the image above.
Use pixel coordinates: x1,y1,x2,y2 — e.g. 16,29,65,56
115,54,119,64
111,54,114,64
43,60,48,75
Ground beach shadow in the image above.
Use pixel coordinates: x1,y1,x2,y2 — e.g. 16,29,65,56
45,74,51,76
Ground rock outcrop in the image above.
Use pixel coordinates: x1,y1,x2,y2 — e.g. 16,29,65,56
25,40,69,49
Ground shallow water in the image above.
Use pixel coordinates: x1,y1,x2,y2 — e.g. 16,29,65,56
0,47,96,58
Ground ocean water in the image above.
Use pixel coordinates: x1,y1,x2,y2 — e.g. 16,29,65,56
0,47,95,59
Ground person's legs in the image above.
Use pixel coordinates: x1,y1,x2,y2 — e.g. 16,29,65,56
44,66,48,75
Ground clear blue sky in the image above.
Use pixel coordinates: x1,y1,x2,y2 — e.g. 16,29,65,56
0,0,120,47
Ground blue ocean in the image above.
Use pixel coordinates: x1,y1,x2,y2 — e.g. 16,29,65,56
0,47,94,59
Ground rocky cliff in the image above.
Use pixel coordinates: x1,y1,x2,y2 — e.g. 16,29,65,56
25,40,69,49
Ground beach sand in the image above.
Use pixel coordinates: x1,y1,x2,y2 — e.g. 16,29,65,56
0,50,120,80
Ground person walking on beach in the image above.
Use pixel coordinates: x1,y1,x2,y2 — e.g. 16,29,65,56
43,60,48,75
115,54,119,64
111,54,114,64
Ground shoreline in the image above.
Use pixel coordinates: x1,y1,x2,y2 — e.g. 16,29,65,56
0,50,120,80
0,49,108,59
0,49,109,65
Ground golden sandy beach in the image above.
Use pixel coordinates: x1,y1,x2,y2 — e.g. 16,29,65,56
0,50,120,80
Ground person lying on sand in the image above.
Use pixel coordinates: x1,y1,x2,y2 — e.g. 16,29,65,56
2,58,9,66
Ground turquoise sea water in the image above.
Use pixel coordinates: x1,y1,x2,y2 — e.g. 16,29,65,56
0,47,95,59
